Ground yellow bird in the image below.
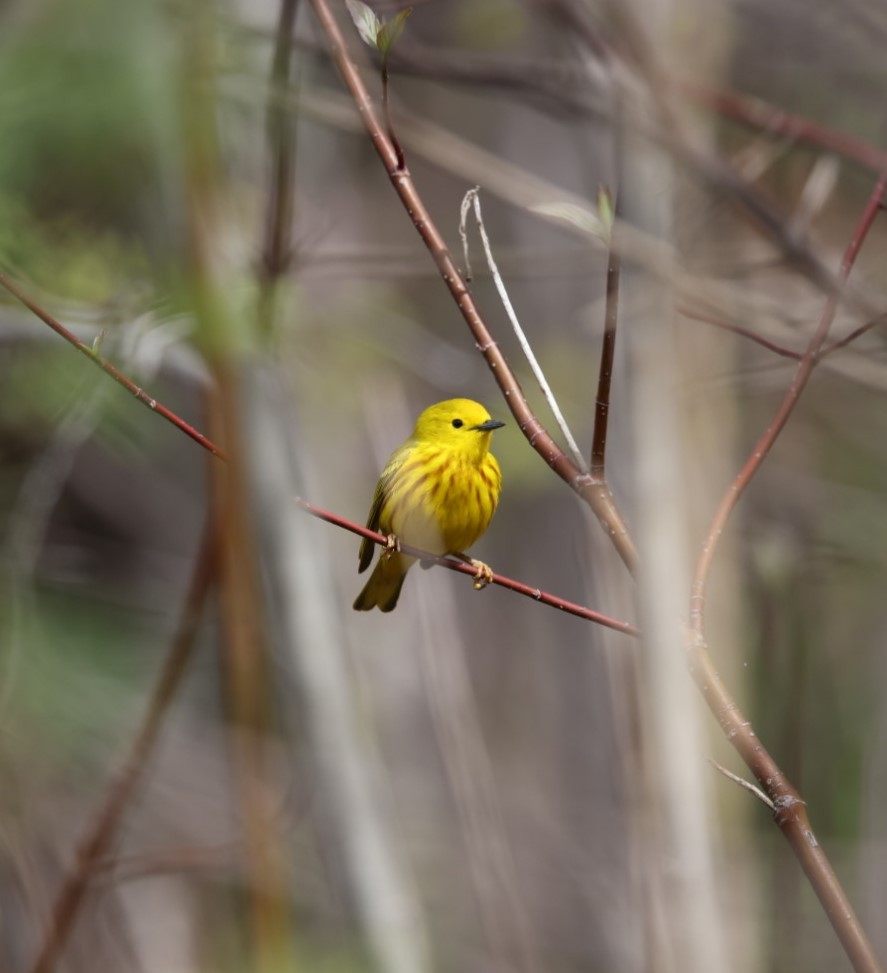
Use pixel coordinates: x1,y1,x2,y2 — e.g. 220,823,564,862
353,398,505,612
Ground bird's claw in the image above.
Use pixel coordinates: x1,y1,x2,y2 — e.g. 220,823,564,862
382,534,401,559
469,558,494,590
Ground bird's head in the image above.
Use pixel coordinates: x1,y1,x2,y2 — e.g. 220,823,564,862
413,398,505,459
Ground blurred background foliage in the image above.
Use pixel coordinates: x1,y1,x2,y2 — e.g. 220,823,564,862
2,0,887,971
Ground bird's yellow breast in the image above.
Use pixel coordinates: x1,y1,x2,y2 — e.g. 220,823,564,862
379,444,501,556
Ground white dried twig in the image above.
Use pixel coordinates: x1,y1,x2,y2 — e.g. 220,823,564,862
709,759,775,810
460,187,589,472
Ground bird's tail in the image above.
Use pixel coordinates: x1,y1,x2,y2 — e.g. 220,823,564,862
353,553,414,612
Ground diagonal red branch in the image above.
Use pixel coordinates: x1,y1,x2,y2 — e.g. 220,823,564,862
0,268,635,632
0,270,227,461
295,497,638,634
680,79,887,174
690,165,887,632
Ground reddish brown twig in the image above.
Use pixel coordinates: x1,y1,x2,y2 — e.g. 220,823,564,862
591,194,620,479
0,270,226,461
685,167,887,973
306,0,638,575
257,0,302,337
691,168,887,629
678,302,803,360
295,497,639,635
3,267,637,633
822,311,887,355
30,526,218,973
680,79,887,174
680,302,887,362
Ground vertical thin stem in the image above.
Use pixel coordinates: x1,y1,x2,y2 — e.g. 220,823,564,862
685,167,887,973
182,4,292,964
591,201,620,480
258,0,301,338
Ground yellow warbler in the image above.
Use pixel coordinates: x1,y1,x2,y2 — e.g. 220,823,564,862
353,398,505,612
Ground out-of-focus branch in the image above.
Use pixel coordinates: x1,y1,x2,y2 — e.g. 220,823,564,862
29,526,217,973
181,4,292,962
590,191,620,480
236,22,887,174
257,0,301,338
686,167,887,973
305,0,639,574
680,302,887,362
0,269,226,460
690,168,887,630
679,78,887,174
678,302,804,360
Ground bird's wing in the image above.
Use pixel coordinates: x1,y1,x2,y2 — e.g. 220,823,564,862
357,445,408,573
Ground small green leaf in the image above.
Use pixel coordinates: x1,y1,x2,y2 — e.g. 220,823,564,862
377,7,412,57
596,186,614,232
345,0,382,49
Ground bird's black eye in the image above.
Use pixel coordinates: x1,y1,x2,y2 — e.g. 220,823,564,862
452,418,464,428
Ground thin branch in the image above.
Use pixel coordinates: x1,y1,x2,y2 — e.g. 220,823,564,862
822,311,887,355
295,497,639,635
257,0,302,337
381,61,406,170
678,302,803,361
684,167,887,973
0,269,226,460
237,19,887,178
29,526,217,973
591,191,620,480
691,167,887,630
306,0,639,574
460,188,588,472
709,759,775,811
680,302,887,362
680,78,887,175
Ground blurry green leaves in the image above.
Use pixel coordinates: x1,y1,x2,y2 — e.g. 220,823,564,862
345,1,412,64
0,197,149,302
0,0,175,295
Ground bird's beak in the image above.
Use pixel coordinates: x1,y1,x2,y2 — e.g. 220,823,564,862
472,419,506,432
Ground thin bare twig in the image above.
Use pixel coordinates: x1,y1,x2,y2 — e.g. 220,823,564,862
257,0,302,337
822,311,887,355
680,78,887,175
691,168,887,630
295,497,638,634
678,302,803,361
685,167,887,973
709,760,775,811
29,526,217,973
591,190,620,480
680,302,887,362
460,188,589,472
0,269,226,460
